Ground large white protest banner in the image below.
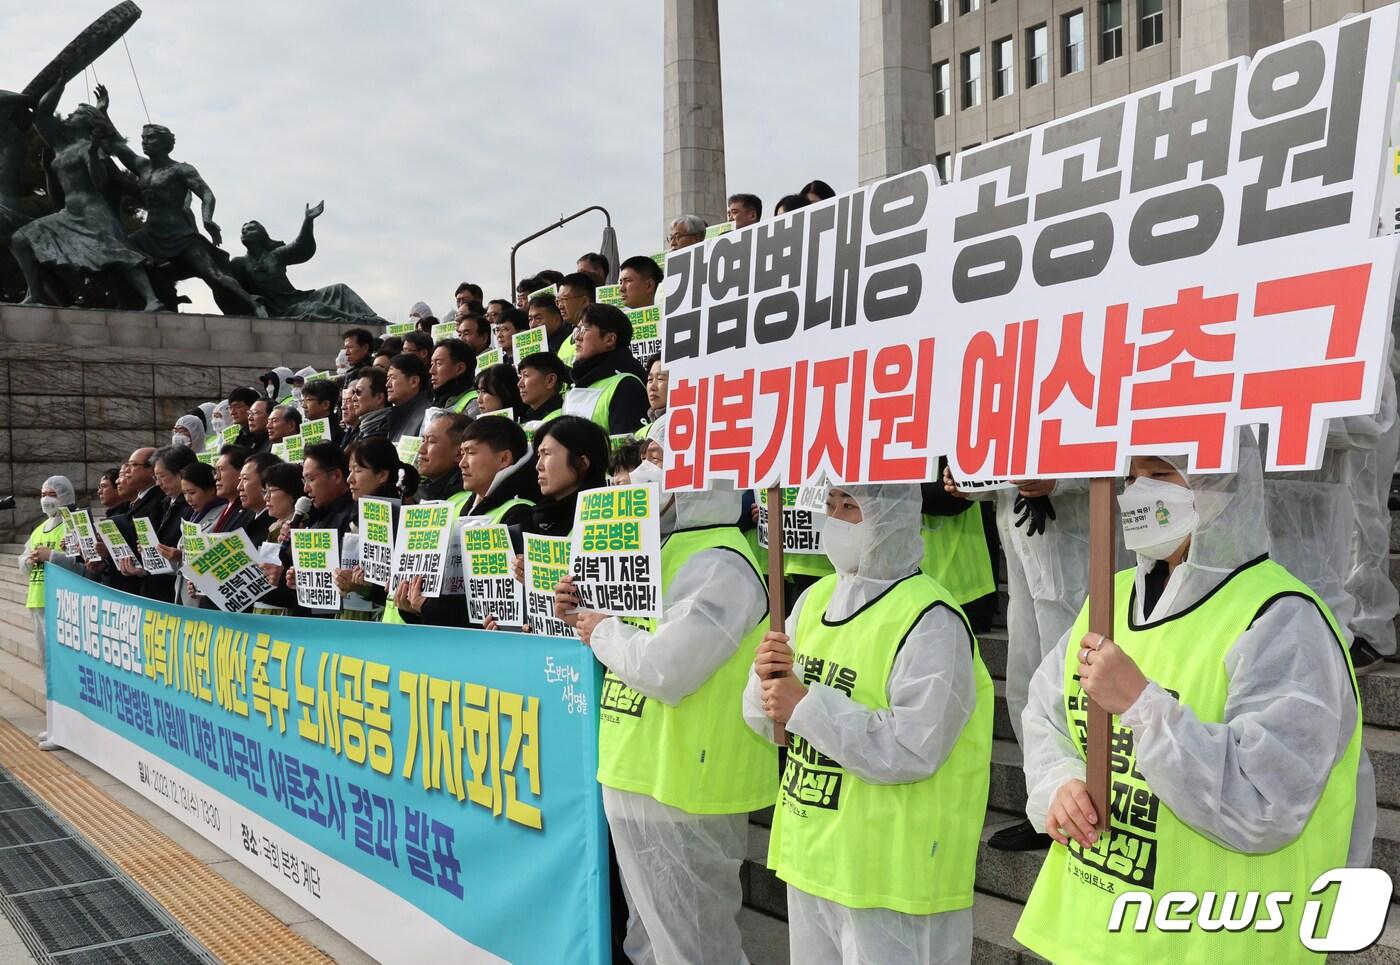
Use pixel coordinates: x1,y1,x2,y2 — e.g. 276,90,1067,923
661,11,1400,488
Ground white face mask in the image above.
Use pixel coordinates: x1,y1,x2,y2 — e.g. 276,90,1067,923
40,496,61,517
629,459,663,488
1118,476,1197,561
821,516,864,575
171,433,191,448
212,414,226,433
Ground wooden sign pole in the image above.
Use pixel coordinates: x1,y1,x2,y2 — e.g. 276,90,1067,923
1086,478,1115,831
766,486,788,746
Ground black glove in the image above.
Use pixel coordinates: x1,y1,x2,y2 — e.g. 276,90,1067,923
1013,493,1056,537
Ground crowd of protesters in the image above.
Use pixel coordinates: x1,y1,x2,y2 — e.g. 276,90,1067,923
15,176,1393,963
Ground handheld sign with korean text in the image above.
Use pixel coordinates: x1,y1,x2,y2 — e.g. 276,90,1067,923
568,484,662,619
461,524,523,628
291,528,341,611
390,502,453,598
524,534,574,637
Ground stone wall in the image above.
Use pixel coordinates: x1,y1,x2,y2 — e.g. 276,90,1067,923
0,303,346,540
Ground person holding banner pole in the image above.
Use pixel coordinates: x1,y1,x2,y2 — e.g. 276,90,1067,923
18,475,75,751
742,484,993,965
944,474,1091,853
1014,433,1373,963
555,474,775,965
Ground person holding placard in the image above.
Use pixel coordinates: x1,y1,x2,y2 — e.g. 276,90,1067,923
517,416,610,538
335,437,419,624
1013,433,1372,964
267,404,301,446
428,338,480,416
237,452,280,545
226,386,261,449
494,305,526,363
517,352,568,436
177,462,228,607
300,380,343,446
557,471,776,965
526,293,573,361
455,309,492,359
563,304,649,436
414,412,469,506
18,476,78,752
458,417,537,527
617,255,663,310
125,445,197,603
744,483,993,965
475,363,526,420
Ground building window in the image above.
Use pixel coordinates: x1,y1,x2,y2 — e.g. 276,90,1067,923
960,0,980,14
1140,0,1164,47
935,152,952,182
1100,0,1123,61
992,37,1015,98
932,0,947,26
933,61,951,116
1026,24,1048,87
961,48,982,108
1062,10,1085,74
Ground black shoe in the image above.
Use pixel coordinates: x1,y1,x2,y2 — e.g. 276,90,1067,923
1351,638,1385,676
988,818,1052,851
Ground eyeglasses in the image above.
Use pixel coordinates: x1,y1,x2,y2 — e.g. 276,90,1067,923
668,233,699,245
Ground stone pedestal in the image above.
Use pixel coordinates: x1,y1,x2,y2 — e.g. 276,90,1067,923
664,0,727,238
0,303,344,539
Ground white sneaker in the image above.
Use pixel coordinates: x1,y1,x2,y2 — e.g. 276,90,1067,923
37,739,57,752
37,731,47,741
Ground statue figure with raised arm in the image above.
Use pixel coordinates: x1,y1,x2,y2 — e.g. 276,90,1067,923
232,201,386,324
0,89,36,246
8,76,160,309
94,85,266,316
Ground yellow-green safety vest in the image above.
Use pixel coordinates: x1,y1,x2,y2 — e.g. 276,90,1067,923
1014,558,1362,964
24,519,68,608
562,372,643,434
768,572,993,915
597,525,778,814
447,389,478,414
919,505,995,605
556,334,577,366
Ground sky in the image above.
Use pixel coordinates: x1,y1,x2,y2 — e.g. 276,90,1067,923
5,0,856,318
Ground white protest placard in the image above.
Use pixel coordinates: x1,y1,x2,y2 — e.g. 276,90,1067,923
70,510,101,563
597,284,624,307
395,435,423,466
132,516,173,574
291,528,341,611
443,518,466,600
476,346,504,369
461,524,523,628
626,305,662,365
339,534,376,612
568,484,662,618
794,485,829,515
94,518,137,568
513,327,546,361
301,417,330,447
186,531,274,612
358,498,397,587
57,509,80,558
756,488,825,555
283,433,306,464
524,534,574,638
271,441,289,461
384,320,417,337
661,11,1400,489
389,501,454,598
431,320,456,342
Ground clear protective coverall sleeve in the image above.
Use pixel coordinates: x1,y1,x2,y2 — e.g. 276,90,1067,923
589,546,767,705
740,483,977,965
1021,432,1376,867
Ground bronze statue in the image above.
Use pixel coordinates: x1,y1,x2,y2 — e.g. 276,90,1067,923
95,86,266,316
233,202,385,324
0,90,35,246
8,76,160,310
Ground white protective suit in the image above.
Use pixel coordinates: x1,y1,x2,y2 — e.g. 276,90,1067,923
1345,336,1400,655
17,475,76,745
1022,432,1377,867
589,484,768,965
991,482,1091,750
742,484,978,965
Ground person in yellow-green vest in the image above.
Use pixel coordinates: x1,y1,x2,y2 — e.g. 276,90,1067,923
918,470,997,631
18,475,77,752
555,271,597,367
555,470,776,965
1015,432,1372,964
563,304,649,436
527,292,576,367
517,351,567,439
458,416,537,527
744,483,993,964
396,413,475,628
428,338,479,417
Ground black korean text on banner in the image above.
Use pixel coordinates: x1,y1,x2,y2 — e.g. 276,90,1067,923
524,534,574,637
755,488,825,555
661,10,1400,487
358,497,397,588
390,502,453,598
568,484,662,619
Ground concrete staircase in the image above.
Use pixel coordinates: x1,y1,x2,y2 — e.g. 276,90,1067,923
736,561,1400,963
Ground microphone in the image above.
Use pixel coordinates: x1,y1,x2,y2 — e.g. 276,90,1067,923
0,496,14,511
289,496,313,530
